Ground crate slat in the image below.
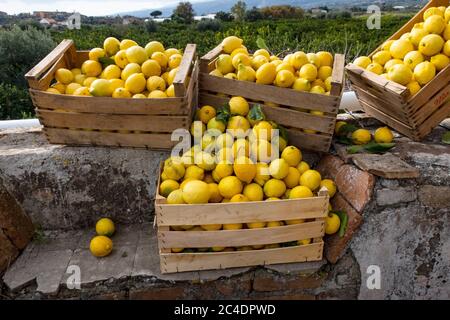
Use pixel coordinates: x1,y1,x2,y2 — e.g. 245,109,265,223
160,242,324,273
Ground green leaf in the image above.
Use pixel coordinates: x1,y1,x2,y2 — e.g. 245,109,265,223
442,131,450,144
346,145,364,154
347,142,395,154
337,123,358,136
247,104,266,122
277,124,289,142
337,136,354,145
215,104,231,124
256,36,270,52
333,211,348,238
98,56,115,68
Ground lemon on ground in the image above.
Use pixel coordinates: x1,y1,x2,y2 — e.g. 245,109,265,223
167,189,185,204
223,223,243,230
430,54,450,71
121,63,141,81
299,169,322,191
208,183,223,203
215,54,234,74
229,96,249,116
325,213,341,235
145,41,165,57
388,64,413,86
424,15,445,34
146,76,166,92
263,179,286,198
353,56,371,69
184,165,204,181
201,224,222,231
222,36,243,54
372,50,391,66
414,61,436,85
351,128,372,145
243,183,264,201
289,51,309,69
334,121,347,135
65,82,82,95
316,51,333,67
289,185,313,199
55,68,74,84
269,158,289,179
73,86,91,96
237,64,256,82
366,62,383,75
81,60,102,77
390,39,414,59
141,59,162,77
320,179,337,198
161,179,181,196
403,51,424,70
407,81,421,95
256,62,277,85
281,146,302,167
95,218,115,237
218,176,243,198
182,180,210,204
247,222,266,229
90,236,113,257
230,194,249,202
292,78,311,92
374,127,394,143
207,117,226,133
419,34,444,56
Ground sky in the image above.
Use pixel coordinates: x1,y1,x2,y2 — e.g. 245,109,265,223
0,0,210,16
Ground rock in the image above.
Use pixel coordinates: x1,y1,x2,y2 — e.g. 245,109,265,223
325,194,363,264
418,185,450,209
335,165,376,212
0,229,19,273
315,155,344,179
376,187,417,207
352,153,419,179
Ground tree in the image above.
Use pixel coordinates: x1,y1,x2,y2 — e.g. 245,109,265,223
245,7,263,22
150,10,162,18
215,11,234,22
231,1,247,21
172,2,195,24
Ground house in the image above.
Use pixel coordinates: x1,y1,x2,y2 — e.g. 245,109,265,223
393,6,406,11
311,8,328,17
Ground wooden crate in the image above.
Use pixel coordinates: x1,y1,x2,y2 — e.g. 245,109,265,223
199,45,345,153
25,40,198,150
346,0,450,141
155,165,328,274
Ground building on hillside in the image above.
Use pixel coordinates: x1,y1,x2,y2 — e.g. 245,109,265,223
194,13,216,20
393,6,406,11
310,8,328,18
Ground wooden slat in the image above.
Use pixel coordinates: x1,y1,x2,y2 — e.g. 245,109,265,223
37,109,189,132
75,50,89,67
410,82,450,125
330,54,345,97
160,242,324,273
159,221,324,249
199,73,340,113
286,129,332,153
43,127,178,149
156,196,328,226
200,44,223,72
173,44,196,97
199,92,335,134
31,89,188,115
35,54,67,91
416,98,450,139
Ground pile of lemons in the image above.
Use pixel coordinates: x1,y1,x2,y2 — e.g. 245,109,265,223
354,6,450,96
210,36,335,96
47,37,183,98
159,96,341,253
90,218,115,257
335,121,395,145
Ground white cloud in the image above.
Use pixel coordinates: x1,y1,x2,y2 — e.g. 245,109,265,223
0,0,205,16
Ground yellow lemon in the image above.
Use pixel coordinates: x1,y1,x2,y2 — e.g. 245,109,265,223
163,158,185,180
256,62,277,85
194,151,216,171
126,46,148,65
381,40,395,51
403,51,424,70
407,81,421,95
227,115,251,133
159,179,180,197
424,7,444,20
351,128,372,145
414,61,436,85
388,64,413,86
293,78,311,92
247,222,266,229
307,52,321,68
254,49,271,59
148,90,167,98
254,163,270,186
103,37,120,56
81,60,102,77
233,156,256,183
197,105,216,124
263,179,286,198
243,183,264,201
167,67,178,85
283,167,301,189
208,183,223,203
325,213,341,235
232,52,251,69
89,79,111,96
55,68,74,84
46,88,61,94
113,50,128,69
237,64,256,82
90,236,113,257
74,74,86,85
424,15,446,34
266,221,283,227
166,84,175,97
274,69,295,87
316,51,333,67
281,146,302,167
372,50,391,66
167,189,185,204
229,96,249,116
289,185,313,199
214,160,234,180
232,138,249,158
430,54,450,71
145,41,165,57
285,219,305,225
121,63,141,81
366,62,383,75
171,248,184,253
141,59,162,77
215,133,234,149
223,223,243,230
146,76,166,92
389,39,414,59
89,48,105,62
251,139,273,163
252,121,273,141
222,36,243,54
216,147,234,163
120,39,137,51
182,180,210,204
65,82,82,95
207,117,226,133
320,179,337,197
73,86,91,96
299,63,318,81
102,65,121,80
151,51,168,69
298,239,312,246
95,218,115,237
125,73,146,94
133,93,146,99
216,54,234,74
109,79,124,92
51,82,66,93
184,165,204,181
224,72,237,79
410,28,429,47
296,161,310,175
230,194,249,202
276,62,295,74
317,66,333,81
168,53,182,69
374,127,394,143
289,51,309,69
419,34,444,56
269,158,289,179
82,76,97,88
353,56,371,69
299,170,322,191
446,6,450,23
251,55,269,70
218,176,243,198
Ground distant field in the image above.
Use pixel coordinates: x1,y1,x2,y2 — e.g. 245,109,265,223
52,14,412,62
